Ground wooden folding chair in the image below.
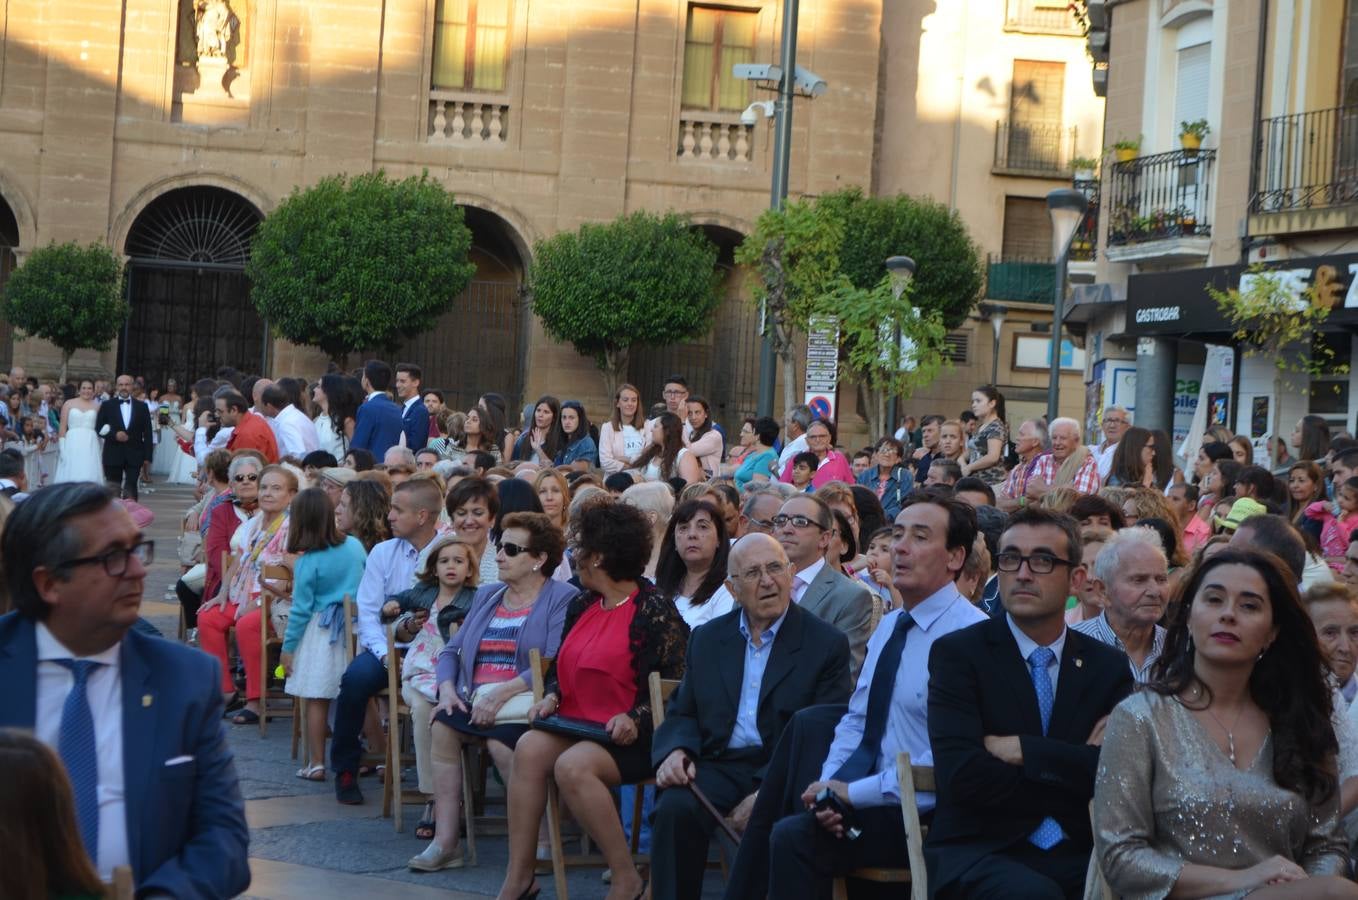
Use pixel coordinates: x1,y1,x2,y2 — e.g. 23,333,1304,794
532,647,680,900
103,865,134,899
830,752,931,900
1083,802,1114,899
258,563,298,752
383,622,424,832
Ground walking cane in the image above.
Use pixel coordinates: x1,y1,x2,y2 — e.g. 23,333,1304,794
684,759,741,846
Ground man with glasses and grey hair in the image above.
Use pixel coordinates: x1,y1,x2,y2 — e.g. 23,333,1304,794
0,483,250,896
650,533,851,900
1094,406,1131,481
737,483,791,538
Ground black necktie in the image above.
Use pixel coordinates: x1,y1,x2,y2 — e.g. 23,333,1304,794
833,611,915,781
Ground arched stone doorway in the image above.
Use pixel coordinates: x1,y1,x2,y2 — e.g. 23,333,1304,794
379,206,529,414
627,224,760,428
0,197,17,369
120,186,266,389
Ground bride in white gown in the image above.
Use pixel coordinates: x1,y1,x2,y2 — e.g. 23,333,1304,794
54,379,105,484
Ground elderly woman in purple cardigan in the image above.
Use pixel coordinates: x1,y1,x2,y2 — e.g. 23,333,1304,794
407,511,578,872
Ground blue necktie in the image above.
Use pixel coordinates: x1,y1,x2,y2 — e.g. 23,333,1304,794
833,612,914,782
57,659,102,863
1026,647,1065,850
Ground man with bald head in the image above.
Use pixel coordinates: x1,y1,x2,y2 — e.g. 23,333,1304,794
651,534,851,900
95,374,155,501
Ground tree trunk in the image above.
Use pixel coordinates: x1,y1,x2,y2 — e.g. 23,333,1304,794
602,346,629,404
60,349,71,384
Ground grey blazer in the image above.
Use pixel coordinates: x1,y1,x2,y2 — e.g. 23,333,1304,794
799,563,874,680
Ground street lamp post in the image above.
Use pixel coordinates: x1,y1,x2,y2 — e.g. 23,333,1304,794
977,302,1008,387
1045,188,1089,424
884,255,916,433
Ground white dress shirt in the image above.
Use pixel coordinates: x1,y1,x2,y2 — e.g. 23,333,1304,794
1094,441,1118,481
355,537,422,660
778,433,810,471
1006,612,1067,694
273,404,320,459
818,583,988,809
790,557,826,605
118,397,133,429
34,622,130,879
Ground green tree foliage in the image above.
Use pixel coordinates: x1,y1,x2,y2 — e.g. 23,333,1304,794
736,189,982,415
817,188,984,330
734,199,843,411
1,242,128,380
529,212,722,397
246,171,476,360
1209,264,1348,442
825,275,949,440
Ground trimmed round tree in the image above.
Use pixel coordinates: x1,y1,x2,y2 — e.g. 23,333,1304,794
246,171,476,360
529,212,722,398
1,241,129,380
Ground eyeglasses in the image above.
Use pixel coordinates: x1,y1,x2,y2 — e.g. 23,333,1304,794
772,514,827,531
497,540,531,558
662,389,687,398
735,561,788,582
806,432,831,442
1104,418,1128,426
746,517,776,531
58,540,154,577
995,550,1074,574
233,473,258,483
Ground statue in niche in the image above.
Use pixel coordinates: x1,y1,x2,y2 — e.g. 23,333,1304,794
196,0,238,60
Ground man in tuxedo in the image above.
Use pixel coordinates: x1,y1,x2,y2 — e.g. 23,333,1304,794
724,495,989,900
96,374,155,501
651,533,852,900
0,483,249,898
925,505,1134,899
351,359,405,458
775,494,874,678
395,363,430,452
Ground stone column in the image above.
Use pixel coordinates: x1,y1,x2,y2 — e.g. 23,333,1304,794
1133,336,1178,434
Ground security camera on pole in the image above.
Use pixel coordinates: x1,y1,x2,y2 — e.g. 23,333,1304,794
733,0,828,419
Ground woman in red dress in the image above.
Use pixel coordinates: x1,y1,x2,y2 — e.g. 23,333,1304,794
495,501,688,900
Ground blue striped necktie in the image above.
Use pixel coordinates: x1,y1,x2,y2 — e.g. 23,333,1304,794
56,659,103,863
1026,647,1065,850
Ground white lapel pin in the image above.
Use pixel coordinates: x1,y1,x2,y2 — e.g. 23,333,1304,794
142,694,153,707
1074,658,1083,669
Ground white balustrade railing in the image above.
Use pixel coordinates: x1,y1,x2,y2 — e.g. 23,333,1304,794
429,91,509,145
677,113,753,163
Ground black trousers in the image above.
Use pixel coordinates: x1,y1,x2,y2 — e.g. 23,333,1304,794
939,840,1089,900
723,704,847,900
105,459,141,500
650,751,763,900
767,805,908,900
176,578,204,629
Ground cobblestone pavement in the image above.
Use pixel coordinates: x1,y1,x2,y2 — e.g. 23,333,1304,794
139,484,727,899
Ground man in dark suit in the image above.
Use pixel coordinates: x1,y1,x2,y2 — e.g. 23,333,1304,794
95,374,154,501
351,359,405,458
651,533,852,900
925,505,1134,899
775,494,874,678
0,483,250,898
395,362,430,452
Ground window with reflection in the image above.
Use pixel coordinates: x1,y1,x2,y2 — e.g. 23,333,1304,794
432,0,511,91
681,5,757,112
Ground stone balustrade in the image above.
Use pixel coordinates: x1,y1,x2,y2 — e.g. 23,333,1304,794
677,113,754,163
428,92,509,145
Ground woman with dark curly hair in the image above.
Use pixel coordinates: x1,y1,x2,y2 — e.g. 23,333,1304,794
1093,548,1355,899
495,501,688,900
636,411,703,485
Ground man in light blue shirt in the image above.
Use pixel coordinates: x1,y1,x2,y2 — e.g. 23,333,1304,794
651,534,851,900
331,478,441,805
726,495,987,900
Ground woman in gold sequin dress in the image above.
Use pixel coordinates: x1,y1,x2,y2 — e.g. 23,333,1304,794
1093,548,1357,899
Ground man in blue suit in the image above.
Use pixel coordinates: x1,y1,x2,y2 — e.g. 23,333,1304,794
395,362,430,452
351,359,405,458
0,483,250,899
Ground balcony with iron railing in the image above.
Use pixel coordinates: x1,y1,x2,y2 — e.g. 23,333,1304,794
1004,0,1084,35
987,254,1056,303
993,122,1079,178
1105,148,1215,263
1249,104,1358,235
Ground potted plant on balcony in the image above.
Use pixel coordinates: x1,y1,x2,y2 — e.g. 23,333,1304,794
1173,205,1198,235
1071,156,1099,182
1180,119,1210,155
1110,136,1140,163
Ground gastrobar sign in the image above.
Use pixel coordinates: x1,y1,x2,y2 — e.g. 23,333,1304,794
1125,251,1358,337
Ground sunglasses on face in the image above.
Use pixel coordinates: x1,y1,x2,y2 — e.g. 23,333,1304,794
233,473,258,483
497,540,530,558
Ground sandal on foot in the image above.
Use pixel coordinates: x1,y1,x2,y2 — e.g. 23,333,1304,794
415,801,436,840
229,709,260,725
408,842,464,872
295,765,326,781
221,693,244,715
